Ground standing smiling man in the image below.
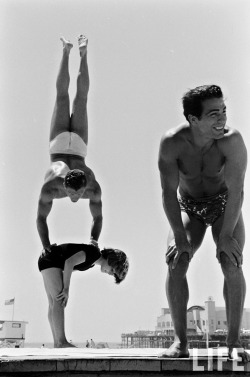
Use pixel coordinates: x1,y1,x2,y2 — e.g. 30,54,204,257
158,85,249,361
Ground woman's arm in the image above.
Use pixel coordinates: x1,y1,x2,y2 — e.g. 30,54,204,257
56,250,86,306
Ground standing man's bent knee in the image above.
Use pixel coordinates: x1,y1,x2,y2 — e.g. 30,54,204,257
166,244,190,276
213,217,244,268
219,251,243,274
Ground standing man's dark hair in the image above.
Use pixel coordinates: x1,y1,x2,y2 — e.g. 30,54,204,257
182,84,223,121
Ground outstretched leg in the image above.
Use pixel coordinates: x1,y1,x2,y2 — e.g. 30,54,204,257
159,213,206,358
49,37,73,142
41,268,76,348
212,213,250,362
70,35,89,144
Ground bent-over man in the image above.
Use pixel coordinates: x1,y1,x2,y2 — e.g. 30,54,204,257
158,85,249,362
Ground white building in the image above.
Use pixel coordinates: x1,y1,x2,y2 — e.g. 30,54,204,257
0,320,28,347
155,297,250,335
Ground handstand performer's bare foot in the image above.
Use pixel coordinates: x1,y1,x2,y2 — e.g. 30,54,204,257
77,34,88,57
60,36,73,53
158,341,189,358
228,347,250,363
55,341,77,348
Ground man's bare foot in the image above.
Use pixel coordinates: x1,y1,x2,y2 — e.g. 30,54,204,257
77,34,88,57
158,342,189,358
60,36,73,53
228,347,250,363
55,341,77,348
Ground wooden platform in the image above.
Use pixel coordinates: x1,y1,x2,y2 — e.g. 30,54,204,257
0,347,250,376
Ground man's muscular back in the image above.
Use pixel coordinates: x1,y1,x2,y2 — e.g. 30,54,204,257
37,159,102,249
42,160,101,201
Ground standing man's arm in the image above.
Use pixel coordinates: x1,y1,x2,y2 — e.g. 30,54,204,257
89,186,103,246
158,135,192,267
37,186,54,251
217,131,247,266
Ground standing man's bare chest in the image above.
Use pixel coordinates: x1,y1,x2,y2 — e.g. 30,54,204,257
178,143,225,179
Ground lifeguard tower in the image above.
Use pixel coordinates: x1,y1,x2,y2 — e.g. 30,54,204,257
0,320,28,348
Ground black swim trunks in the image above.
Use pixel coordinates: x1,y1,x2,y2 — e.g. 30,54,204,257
38,243,101,272
178,191,228,226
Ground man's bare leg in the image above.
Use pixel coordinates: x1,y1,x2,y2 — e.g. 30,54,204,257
221,254,250,362
42,269,76,348
70,35,89,145
49,37,73,142
159,253,190,358
212,214,250,362
159,214,206,358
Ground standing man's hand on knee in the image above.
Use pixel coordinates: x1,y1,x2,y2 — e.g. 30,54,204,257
166,235,193,269
217,235,243,267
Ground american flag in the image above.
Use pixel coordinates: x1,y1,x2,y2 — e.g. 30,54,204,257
4,298,15,305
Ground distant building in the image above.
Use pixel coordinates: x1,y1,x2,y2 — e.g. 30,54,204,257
155,296,250,335
121,297,250,349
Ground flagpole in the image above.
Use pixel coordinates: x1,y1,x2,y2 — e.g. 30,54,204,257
12,298,15,321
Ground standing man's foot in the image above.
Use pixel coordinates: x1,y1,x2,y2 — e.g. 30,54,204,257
158,341,189,358
77,34,88,57
60,36,73,53
228,347,250,363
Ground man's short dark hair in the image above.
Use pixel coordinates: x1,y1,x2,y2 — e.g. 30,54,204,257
182,85,223,122
101,248,129,284
64,169,87,190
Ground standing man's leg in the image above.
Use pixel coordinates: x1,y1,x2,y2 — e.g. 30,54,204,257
70,35,89,145
212,214,250,361
41,268,76,348
49,37,73,142
160,213,206,357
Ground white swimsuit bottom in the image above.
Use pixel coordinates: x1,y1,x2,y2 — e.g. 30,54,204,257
49,132,87,158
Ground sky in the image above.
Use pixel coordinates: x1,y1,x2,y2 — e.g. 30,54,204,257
1,0,250,345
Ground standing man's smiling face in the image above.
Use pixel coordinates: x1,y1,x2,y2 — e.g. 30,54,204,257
194,97,227,139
